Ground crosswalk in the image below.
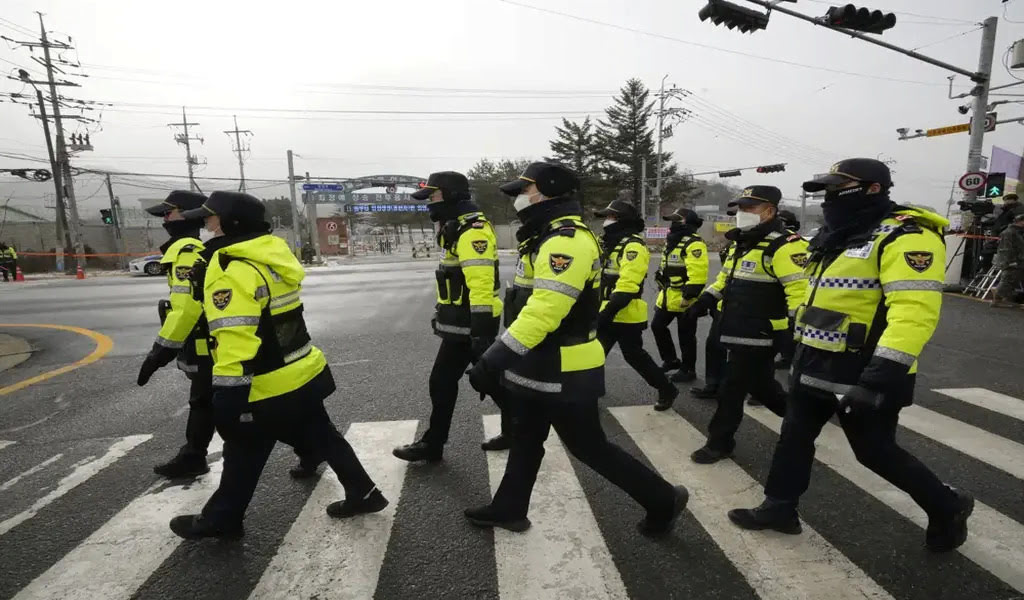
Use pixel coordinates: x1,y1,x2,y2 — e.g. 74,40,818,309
0,387,1022,600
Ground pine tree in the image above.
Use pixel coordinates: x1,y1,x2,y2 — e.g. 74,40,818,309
548,117,600,177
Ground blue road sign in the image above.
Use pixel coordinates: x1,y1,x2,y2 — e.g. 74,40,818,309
302,183,343,191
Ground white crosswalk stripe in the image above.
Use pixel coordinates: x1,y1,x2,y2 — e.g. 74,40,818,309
611,406,894,600
933,388,1024,423
744,405,1024,594
248,420,418,600
0,441,14,452
13,436,223,600
1,387,1023,599
482,415,629,600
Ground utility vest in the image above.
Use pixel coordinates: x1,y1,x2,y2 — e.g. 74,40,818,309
600,234,649,324
434,212,500,338
655,234,704,311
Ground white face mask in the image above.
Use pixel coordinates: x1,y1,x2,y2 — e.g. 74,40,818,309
513,194,533,212
735,211,761,230
603,218,617,228
199,228,216,242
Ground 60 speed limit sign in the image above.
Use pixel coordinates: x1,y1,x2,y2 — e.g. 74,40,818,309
958,172,987,192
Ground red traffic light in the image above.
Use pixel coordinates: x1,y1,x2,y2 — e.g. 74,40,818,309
417,181,427,188
755,164,786,174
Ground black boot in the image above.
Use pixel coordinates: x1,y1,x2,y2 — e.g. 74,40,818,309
153,454,209,478
637,485,689,537
670,369,697,383
392,441,443,462
169,514,243,540
481,434,512,451
660,359,682,372
926,488,974,552
746,396,762,407
727,498,802,535
289,460,323,479
654,385,680,412
689,384,718,400
690,445,733,464
464,505,531,532
326,487,389,519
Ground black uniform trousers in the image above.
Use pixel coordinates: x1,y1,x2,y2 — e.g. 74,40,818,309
764,382,959,519
703,310,728,389
650,307,698,371
421,336,510,447
0,259,13,282
706,346,787,452
598,323,673,391
490,390,676,519
179,372,215,460
203,382,375,527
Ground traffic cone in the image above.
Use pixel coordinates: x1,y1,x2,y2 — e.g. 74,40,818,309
15,266,24,282
76,264,85,279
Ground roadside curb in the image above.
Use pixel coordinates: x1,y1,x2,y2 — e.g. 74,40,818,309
0,333,34,373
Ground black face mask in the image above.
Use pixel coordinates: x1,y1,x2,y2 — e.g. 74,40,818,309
428,201,456,223
822,184,881,229
162,220,199,239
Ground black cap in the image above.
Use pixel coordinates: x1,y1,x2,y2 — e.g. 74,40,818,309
410,171,470,201
1014,213,1024,222
180,191,265,222
1004,193,1019,202
663,207,703,226
728,185,781,208
499,162,579,198
595,199,641,220
803,158,893,193
778,209,800,227
145,190,207,217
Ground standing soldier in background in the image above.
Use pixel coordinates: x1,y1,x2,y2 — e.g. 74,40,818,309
992,213,1024,308
169,191,386,539
136,191,216,478
730,159,973,553
0,242,16,282
464,162,687,535
393,171,510,463
650,208,708,391
594,197,679,411
685,186,808,464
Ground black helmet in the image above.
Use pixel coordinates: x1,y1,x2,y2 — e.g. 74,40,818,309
778,209,800,230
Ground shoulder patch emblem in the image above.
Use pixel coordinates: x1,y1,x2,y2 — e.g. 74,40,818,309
625,250,638,261
472,240,488,254
211,289,233,310
692,248,703,258
549,253,574,274
790,253,809,268
174,266,192,281
904,251,934,273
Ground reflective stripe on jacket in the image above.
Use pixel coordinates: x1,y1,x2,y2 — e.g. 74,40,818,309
155,237,210,371
600,236,649,324
655,235,709,312
434,212,503,337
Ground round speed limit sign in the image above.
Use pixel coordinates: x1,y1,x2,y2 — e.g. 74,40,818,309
325,221,338,232
958,172,986,192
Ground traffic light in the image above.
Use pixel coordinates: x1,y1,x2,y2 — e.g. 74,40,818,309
718,170,742,178
100,209,113,225
698,0,769,34
756,164,786,173
824,4,896,34
984,172,1006,199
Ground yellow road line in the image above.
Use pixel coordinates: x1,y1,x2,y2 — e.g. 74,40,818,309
0,324,114,396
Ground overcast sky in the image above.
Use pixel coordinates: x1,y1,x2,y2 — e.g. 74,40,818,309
2,0,1023,217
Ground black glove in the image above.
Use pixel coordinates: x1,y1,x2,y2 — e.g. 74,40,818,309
188,261,207,302
599,292,632,330
466,358,500,400
685,292,716,320
136,342,178,386
470,336,494,362
837,385,885,418
682,284,704,301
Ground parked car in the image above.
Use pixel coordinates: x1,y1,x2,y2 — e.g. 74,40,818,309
128,254,163,276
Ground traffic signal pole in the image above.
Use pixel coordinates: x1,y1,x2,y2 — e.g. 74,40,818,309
104,173,126,269
963,17,998,204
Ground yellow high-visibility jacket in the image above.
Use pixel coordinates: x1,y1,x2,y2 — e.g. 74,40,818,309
154,237,210,373
434,210,503,339
600,234,650,324
655,234,709,312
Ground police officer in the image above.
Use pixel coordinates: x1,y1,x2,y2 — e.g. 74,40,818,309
137,191,216,477
685,186,809,464
728,159,974,553
0,242,16,282
169,191,386,539
392,171,510,462
774,210,803,370
650,208,709,389
463,162,687,535
594,197,679,410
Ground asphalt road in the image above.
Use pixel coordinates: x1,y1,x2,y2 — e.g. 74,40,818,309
0,257,1023,600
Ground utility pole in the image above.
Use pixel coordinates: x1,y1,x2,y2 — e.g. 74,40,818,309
169,107,202,191
305,172,321,262
799,190,808,229
36,13,86,272
104,174,126,268
30,86,70,271
640,158,648,221
963,17,999,204
224,115,252,193
286,150,302,257
655,74,667,207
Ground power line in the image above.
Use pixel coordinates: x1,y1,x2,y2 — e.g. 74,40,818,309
911,26,983,52
494,0,949,87
86,100,610,115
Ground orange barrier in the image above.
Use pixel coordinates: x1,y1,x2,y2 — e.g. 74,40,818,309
17,251,159,258
953,233,1000,241
15,266,24,282
76,265,85,279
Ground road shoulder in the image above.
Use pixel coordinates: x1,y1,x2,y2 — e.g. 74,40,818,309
0,333,33,373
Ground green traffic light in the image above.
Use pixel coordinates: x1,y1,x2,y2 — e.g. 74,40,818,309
989,187,1001,197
